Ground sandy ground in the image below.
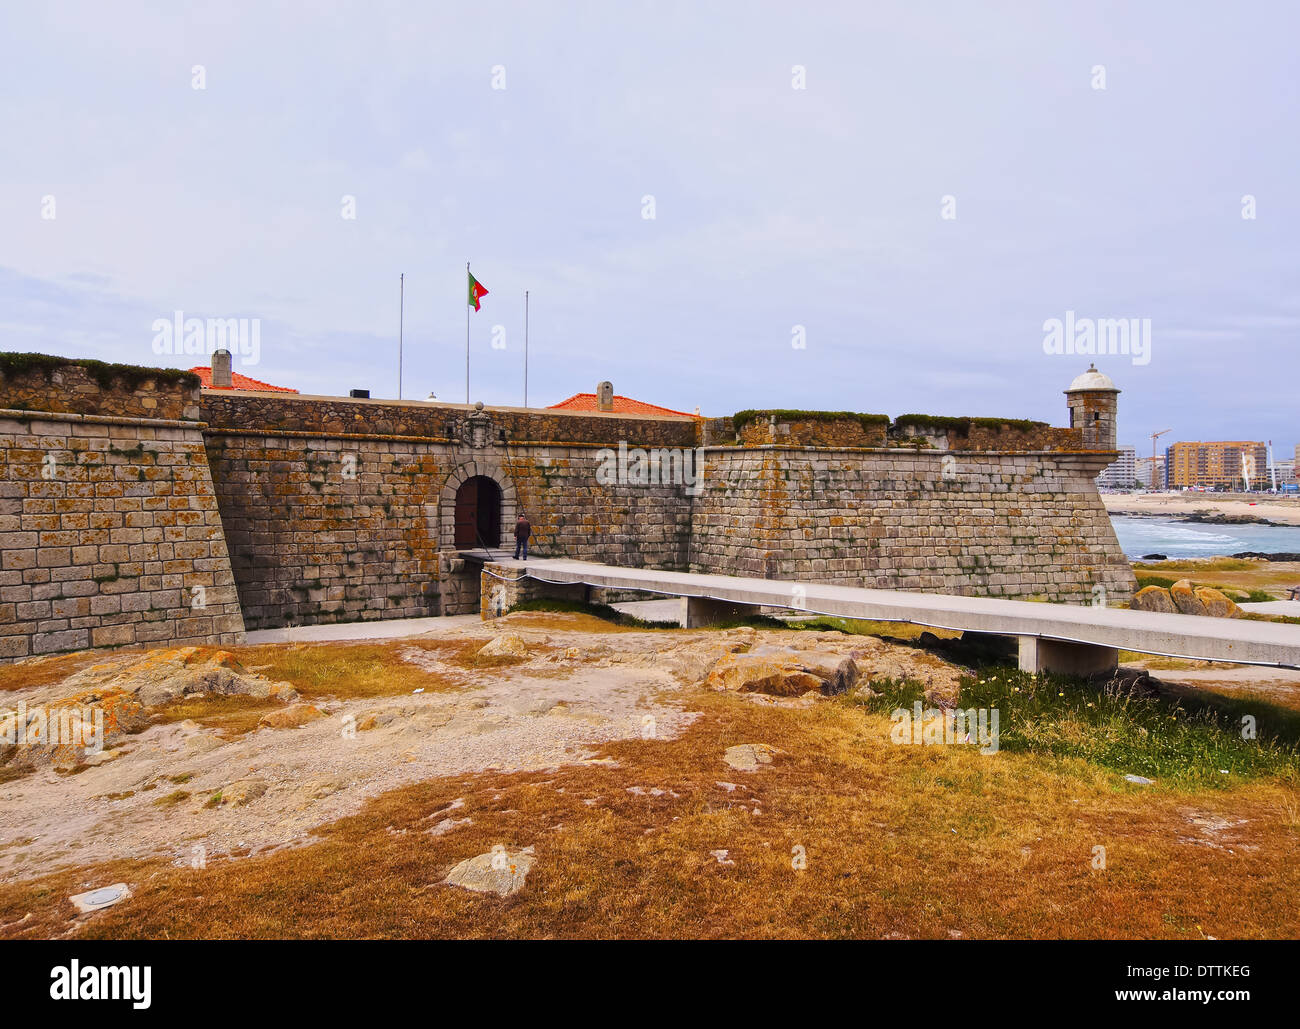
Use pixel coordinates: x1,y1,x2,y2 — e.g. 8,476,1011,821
0,621,699,883
6,607,1296,892
245,614,482,644
1103,492,1300,526
0,618,958,885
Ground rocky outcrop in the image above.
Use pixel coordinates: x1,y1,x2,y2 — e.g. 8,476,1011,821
477,634,529,659
1131,581,1242,618
444,846,536,897
1,647,301,770
60,647,299,707
1131,585,1178,614
258,703,325,729
723,743,782,772
706,648,859,697
1194,586,1243,618
1169,579,1206,616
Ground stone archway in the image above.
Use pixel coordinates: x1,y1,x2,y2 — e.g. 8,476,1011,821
439,459,517,552
454,475,502,547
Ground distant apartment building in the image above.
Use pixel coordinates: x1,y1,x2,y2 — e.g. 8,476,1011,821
1165,440,1269,490
1097,444,1138,488
1136,454,1166,489
1273,459,1296,486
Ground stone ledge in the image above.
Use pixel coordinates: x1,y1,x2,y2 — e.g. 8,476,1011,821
0,408,205,430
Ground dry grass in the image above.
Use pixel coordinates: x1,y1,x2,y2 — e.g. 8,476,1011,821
139,638,533,738
0,650,140,693
149,694,285,740
229,640,498,700
1133,559,1300,599
0,765,34,786
1,686,1297,940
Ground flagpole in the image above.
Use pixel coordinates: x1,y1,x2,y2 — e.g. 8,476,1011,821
398,273,404,400
465,261,470,405
524,289,529,408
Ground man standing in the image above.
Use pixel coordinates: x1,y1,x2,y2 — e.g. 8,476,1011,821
513,513,532,561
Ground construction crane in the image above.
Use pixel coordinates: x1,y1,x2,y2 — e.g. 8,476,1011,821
1149,429,1171,490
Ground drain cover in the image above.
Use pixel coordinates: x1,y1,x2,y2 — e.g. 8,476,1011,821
69,883,131,914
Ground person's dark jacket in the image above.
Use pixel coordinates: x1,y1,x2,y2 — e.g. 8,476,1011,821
514,517,531,542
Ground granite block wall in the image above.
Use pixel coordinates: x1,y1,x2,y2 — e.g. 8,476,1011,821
688,447,1135,603
0,355,1135,655
0,408,244,659
202,427,694,626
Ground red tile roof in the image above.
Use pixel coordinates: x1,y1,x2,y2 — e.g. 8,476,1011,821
190,367,299,393
547,393,696,418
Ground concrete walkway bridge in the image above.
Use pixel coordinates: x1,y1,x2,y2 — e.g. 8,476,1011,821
466,555,1300,676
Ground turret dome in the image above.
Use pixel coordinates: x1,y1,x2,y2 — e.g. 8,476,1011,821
1064,363,1119,393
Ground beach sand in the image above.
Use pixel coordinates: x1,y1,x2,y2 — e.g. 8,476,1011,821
1102,492,1300,526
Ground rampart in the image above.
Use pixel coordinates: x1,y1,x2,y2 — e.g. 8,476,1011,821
0,354,1136,657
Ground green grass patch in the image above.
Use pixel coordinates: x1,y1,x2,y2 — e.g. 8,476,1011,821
1134,574,1274,603
843,667,1300,790
1134,558,1257,573
893,414,1048,434
0,352,199,392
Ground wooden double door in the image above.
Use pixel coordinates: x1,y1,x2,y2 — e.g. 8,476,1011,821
453,475,502,548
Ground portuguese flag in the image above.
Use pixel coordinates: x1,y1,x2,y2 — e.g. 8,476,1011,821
467,270,489,311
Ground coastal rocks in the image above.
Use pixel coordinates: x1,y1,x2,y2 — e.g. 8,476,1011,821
1169,580,1205,615
1130,582,1242,618
1232,551,1300,563
444,845,536,897
705,650,857,697
1195,587,1243,618
1130,585,1178,614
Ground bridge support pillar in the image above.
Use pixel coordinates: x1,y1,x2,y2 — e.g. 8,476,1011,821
480,564,588,620
1018,637,1118,678
682,596,762,628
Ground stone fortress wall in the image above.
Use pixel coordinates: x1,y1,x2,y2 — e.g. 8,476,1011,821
200,392,696,629
0,354,1136,658
0,358,244,660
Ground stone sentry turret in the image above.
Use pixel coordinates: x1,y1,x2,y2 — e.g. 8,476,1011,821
1064,364,1119,450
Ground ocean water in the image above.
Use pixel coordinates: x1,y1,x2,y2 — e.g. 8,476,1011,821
1109,515,1300,559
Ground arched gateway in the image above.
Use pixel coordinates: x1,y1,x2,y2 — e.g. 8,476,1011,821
453,474,503,548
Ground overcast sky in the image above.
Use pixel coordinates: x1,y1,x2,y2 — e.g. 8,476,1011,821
2,1,1297,453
